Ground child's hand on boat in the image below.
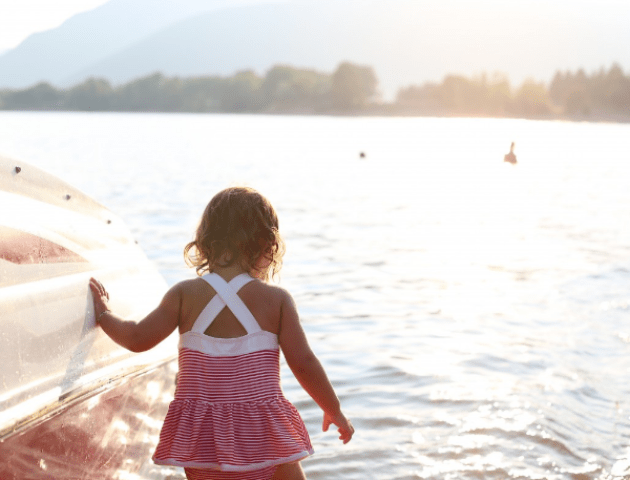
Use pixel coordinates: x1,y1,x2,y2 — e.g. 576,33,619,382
323,411,354,444
89,277,111,322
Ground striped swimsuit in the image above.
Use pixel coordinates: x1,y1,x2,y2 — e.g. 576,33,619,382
153,273,313,480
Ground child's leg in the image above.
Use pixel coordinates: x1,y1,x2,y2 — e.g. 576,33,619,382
271,462,306,480
185,466,276,480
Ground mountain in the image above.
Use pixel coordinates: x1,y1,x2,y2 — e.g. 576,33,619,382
63,1,356,86
1,0,629,99
0,0,277,89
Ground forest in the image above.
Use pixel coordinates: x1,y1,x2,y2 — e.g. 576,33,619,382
396,63,630,119
0,63,376,114
0,62,628,120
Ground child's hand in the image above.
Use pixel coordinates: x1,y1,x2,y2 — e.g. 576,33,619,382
89,277,110,322
322,411,354,444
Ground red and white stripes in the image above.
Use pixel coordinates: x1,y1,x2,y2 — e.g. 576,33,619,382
153,347,313,472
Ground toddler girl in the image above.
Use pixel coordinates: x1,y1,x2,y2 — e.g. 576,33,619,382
90,186,353,480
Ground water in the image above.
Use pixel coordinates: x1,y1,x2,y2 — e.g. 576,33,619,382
1,111,630,479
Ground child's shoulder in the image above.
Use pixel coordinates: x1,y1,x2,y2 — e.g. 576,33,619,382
244,280,296,313
251,280,293,302
168,277,210,299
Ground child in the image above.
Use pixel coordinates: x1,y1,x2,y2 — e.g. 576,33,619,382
89,186,354,480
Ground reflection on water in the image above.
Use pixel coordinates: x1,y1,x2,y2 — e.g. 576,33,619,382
1,113,629,479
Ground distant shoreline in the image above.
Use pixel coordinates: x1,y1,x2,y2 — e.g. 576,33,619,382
1,107,629,124
2,62,629,123
358,106,630,124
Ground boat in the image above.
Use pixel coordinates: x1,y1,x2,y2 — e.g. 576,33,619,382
0,155,178,479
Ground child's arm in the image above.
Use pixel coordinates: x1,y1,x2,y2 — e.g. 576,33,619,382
89,277,180,353
278,290,354,444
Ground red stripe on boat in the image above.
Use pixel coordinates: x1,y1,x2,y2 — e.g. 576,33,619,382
0,226,87,264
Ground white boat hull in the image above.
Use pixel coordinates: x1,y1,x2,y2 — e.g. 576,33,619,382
0,156,178,479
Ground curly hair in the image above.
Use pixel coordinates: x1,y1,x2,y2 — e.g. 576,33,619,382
184,187,285,281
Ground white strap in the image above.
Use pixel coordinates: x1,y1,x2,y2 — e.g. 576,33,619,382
191,273,260,334
228,273,255,292
190,295,225,333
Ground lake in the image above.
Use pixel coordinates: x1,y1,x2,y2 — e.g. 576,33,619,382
1,111,629,479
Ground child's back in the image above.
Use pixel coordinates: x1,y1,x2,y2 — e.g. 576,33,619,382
175,271,285,338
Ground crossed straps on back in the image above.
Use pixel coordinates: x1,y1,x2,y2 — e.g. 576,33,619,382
191,273,261,335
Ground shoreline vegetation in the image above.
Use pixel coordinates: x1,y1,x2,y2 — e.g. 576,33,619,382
1,62,629,122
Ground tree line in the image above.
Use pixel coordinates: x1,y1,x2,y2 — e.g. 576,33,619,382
396,63,630,118
0,62,377,114
0,61,628,119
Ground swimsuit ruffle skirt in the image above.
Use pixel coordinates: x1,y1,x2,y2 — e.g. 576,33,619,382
153,273,313,480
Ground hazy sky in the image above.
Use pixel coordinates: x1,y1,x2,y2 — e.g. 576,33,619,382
3,0,630,53
1,0,110,51
2,0,629,84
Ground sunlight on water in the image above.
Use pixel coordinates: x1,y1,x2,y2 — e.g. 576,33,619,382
1,112,630,479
